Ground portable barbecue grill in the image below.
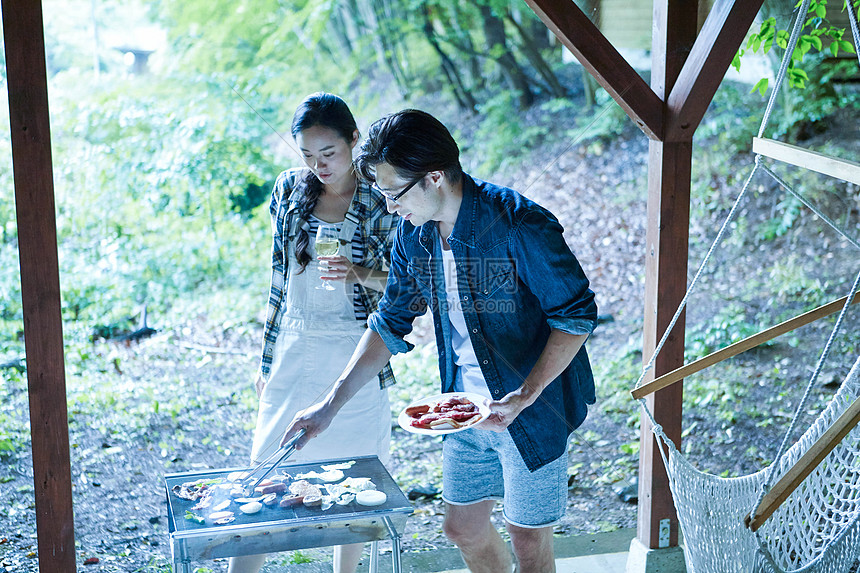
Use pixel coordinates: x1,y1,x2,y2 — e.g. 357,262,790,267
165,455,412,573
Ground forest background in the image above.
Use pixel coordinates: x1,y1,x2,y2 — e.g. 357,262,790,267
1,0,859,571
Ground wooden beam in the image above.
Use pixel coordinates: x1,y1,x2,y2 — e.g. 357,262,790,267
754,137,860,185
638,140,692,550
665,0,765,141
632,291,860,400
523,0,663,140
635,0,699,552
744,395,860,532
2,0,76,571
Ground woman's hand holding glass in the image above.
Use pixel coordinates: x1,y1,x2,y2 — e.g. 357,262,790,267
314,224,340,290
318,254,357,284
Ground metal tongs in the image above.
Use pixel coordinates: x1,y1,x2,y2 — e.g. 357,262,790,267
241,428,306,495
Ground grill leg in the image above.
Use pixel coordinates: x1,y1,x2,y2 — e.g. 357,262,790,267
383,517,402,573
170,537,191,573
369,540,379,573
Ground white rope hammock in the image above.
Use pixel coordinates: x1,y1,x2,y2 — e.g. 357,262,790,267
632,1,860,571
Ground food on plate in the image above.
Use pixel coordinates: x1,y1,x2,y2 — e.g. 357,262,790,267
405,404,430,417
255,482,287,495
407,396,484,429
261,493,279,506
279,494,305,508
355,490,387,506
239,501,263,515
302,494,323,507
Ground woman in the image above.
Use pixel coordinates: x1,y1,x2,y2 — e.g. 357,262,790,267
228,93,398,573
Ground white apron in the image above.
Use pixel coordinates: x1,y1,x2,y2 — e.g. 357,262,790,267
251,219,390,466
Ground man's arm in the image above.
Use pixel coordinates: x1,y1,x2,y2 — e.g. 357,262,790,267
481,329,588,432
280,329,393,449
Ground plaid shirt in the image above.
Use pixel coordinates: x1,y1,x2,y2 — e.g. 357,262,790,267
259,168,399,388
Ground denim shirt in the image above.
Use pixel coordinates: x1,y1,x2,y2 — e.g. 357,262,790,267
368,173,598,472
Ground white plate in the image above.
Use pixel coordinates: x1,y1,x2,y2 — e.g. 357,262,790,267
397,392,491,435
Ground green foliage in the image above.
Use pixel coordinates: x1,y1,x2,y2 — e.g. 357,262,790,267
685,303,761,361
287,551,316,564
698,82,768,154
758,194,805,240
0,371,29,459
42,70,274,336
733,1,860,136
593,337,643,428
736,2,858,91
470,91,550,173
765,255,829,305
390,342,440,415
569,89,630,152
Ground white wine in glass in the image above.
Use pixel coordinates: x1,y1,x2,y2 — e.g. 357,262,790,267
315,224,339,290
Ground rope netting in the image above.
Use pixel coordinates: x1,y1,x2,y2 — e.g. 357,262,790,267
661,357,860,573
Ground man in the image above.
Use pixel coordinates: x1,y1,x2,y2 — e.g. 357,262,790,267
282,109,597,573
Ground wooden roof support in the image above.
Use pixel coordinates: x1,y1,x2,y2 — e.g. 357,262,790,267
635,0,700,551
2,0,76,571
522,0,663,140
665,0,766,141
744,394,860,532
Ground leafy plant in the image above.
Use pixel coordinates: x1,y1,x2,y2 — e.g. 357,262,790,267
471,91,550,173
685,303,761,361
735,1,858,93
733,1,860,137
569,89,630,152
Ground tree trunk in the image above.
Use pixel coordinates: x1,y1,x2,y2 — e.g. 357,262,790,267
353,0,410,97
506,13,567,98
477,3,534,107
582,67,596,108
579,0,601,107
450,2,486,91
422,2,478,112
511,5,552,51
329,5,354,55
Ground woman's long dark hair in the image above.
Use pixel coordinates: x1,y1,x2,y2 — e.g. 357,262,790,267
290,93,358,272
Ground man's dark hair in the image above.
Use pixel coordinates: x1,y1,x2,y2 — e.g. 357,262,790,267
355,109,462,185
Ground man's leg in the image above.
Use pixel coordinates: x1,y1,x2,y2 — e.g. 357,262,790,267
442,500,512,573
333,543,364,573
227,553,267,573
506,523,555,573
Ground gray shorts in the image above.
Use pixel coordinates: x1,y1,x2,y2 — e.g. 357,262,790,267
441,428,568,528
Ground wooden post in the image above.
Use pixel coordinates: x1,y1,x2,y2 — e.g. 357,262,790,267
2,0,76,571
637,0,699,552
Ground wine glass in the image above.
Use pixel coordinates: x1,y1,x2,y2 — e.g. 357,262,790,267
315,224,340,291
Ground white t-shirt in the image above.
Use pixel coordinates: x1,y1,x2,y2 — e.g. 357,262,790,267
440,237,492,400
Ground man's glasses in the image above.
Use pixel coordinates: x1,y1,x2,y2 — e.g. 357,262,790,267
372,174,425,203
